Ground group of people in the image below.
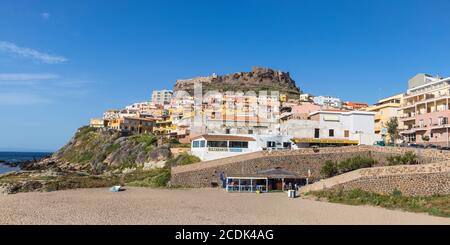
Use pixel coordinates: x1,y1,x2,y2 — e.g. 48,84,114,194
284,182,299,191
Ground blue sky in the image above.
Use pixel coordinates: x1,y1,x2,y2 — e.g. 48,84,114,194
1,0,450,151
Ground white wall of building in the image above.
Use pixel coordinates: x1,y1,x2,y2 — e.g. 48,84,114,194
191,136,260,161
280,111,376,145
313,96,342,108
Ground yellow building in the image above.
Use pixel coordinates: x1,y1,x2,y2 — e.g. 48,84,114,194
109,117,155,134
365,93,403,143
153,116,177,136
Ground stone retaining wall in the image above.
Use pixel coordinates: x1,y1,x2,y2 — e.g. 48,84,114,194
170,146,450,190
300,161,450,196
333,172,450,196
171,150,372,187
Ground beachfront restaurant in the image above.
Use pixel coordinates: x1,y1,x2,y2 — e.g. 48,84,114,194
226,168,306,193
190,134,259,161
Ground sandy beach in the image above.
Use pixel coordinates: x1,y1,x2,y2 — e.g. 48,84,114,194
0,187,448,225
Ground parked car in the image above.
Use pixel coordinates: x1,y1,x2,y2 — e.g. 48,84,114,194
426,144,441,149
440,146,450,151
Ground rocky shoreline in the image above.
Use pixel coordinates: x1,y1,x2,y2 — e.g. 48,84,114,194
0,127,196,195
3,158,49,169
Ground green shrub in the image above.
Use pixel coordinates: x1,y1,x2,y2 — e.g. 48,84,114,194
106,143,120,154
124,168,171,187
166,153,201,166
75,126,97,139
130,134,157,147
320,160,338,178
312,189,450,218
387,151,418,166
392,189,403,197
320,156,376,178
337,156,376,174
77,151,94,163
168,138,180,144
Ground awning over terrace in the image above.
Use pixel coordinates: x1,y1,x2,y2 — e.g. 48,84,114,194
226,168,306,193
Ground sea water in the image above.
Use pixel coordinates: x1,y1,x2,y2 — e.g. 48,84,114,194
0,152,51,174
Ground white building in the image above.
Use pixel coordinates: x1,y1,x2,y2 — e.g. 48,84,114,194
191,134,260,161
313,96,342,108
191,134,296,161
299,93,312,102
281,110,376,146
152,89,173,105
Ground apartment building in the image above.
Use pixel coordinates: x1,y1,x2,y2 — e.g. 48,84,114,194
399,74,450,146
365,93,403,143
151,89,173,105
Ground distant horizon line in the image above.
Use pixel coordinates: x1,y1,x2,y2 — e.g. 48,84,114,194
0,149,55,153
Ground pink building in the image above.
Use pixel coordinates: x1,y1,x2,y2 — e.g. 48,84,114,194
399,74,450,146
290,102,321,119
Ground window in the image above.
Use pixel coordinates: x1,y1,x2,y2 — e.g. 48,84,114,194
207,141,227,147
229,141,248,148
225,129,230,134
314,128,320,138
248,130,253,134
200,140,205,148
267,141,276,148
193,141,199,148
329,129,334,137
344,130,349,138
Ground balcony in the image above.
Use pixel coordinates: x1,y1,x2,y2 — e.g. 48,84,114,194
401,93,450,108
399,114,415,121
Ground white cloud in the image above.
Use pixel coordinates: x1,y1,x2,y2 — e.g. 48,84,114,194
0,92,52,105
41,12,50,20
0,73,59,81
0,41,68,64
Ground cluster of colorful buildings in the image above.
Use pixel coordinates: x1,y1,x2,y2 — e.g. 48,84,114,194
89,72,450,161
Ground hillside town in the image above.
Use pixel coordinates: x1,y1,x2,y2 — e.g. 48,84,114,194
89,68,450,161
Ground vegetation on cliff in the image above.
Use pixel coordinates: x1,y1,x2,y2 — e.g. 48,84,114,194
0,126,201,194
166,152,200,167
50,126,172,174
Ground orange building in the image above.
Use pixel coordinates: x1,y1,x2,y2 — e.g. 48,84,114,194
343,101,369,110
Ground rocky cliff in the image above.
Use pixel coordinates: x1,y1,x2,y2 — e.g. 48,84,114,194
23,126,173,174
0,127,197,194
173,67,302,98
